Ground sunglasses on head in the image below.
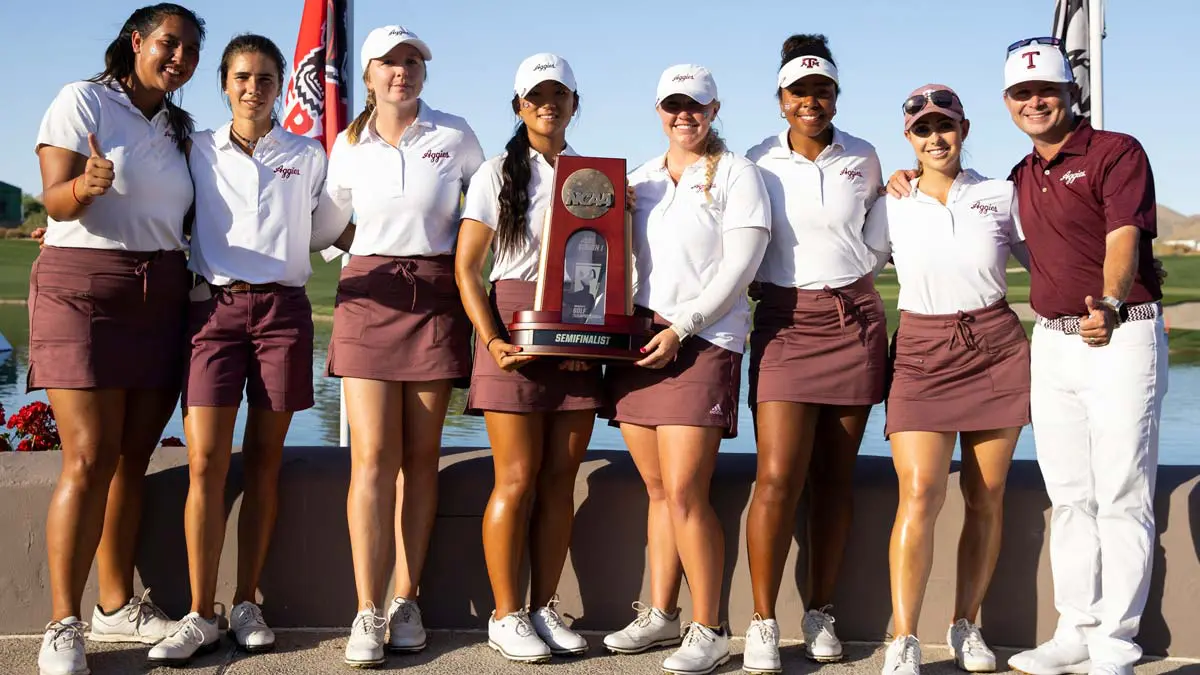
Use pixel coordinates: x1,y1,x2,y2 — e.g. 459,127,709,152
659,97,708,114
1006,36,1062,55
902,89,958,117
909,118,958,138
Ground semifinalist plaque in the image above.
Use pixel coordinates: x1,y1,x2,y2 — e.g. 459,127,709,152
507,155,652,359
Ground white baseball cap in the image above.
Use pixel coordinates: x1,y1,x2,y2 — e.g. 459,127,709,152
1003,41,1072,90
514,53,577,98
778,55,839,88
360,26,432,73
655,64,718,106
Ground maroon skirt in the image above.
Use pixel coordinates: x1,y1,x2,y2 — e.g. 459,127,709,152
749,275,888,407
885,298,1031,437
27,246,189,391
601,310,742,438
465,280,604,415
326,254,471,383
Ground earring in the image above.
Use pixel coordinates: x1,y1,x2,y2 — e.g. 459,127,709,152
780,111,787,118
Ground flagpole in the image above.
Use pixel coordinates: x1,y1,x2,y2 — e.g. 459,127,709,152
1089,0,1104,129
338,0,354,448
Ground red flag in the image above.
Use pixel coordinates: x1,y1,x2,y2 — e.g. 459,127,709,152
283,0,350,154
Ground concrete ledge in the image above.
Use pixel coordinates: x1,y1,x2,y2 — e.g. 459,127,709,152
0,449,1197,658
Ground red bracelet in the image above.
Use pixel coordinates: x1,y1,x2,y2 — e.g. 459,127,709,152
70,177,92,206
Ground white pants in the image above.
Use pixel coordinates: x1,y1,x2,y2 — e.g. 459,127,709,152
1030,317,1168,667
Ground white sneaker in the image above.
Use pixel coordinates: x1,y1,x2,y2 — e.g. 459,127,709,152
603,602,682,654
38,618,89,675
88,589,176,644
531,597,588,656
344,605,387,668
742,614,781,674
882,635,922,675
146,612,220,667
948,619,996,672
488,609,551,663
802,605,844,662
386,597,427,653
1008,639,1091,675
229,601,275,653
662,622,730,675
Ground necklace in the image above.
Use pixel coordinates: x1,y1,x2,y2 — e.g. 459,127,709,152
230,127,263,153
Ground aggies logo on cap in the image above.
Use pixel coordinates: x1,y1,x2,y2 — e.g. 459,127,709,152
533,63,555,71
801,57,821,68
1021,50,1040,69
672,74,695,82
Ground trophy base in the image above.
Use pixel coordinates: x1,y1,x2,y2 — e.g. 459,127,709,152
507,311,653,360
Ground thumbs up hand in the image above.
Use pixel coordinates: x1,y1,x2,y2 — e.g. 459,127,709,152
1078,295,1114,347
79,133,114,200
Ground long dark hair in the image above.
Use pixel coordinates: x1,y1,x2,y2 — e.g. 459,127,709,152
88,4,206,152
777,33,840,97
218,34,286,122
495,92,580,258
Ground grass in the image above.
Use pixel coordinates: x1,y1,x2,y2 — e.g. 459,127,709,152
4,241,1200,356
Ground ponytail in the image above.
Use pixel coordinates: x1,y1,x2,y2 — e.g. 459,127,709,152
346,89,376,145
702,128,727,203
496,120,532,258
88,3,205,153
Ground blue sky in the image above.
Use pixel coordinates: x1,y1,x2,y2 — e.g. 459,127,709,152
2,0,1197,214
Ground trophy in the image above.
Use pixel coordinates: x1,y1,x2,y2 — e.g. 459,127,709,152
507,155,653,359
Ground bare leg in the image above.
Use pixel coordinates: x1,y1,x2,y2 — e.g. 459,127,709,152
46,389,127,621
807,405,871,608
657,425,724,626
747,402,819,618
482,411,544,617
182,406,238,618
344,377,406,610
953,427,1020,622
622,423,683,613
232,408,293,606
392,380,454,600
95,388,178,612
888,431,956,636
529,410,593,608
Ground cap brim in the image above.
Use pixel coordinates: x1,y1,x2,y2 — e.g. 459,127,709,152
779,72,838,89
655,89,715,106
905,107,964,130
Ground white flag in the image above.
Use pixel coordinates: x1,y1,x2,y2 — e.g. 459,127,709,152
1053,0,1091,118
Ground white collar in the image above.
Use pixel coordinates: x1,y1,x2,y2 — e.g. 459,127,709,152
214,121,281,151
765,126,847,159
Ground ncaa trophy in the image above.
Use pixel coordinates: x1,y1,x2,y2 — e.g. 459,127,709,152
507,155,652,359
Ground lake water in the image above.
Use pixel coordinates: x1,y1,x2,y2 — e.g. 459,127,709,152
0,304,1196,465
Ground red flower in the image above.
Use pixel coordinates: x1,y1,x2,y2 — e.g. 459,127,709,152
160,436,185,447
5,402,61,452
17,439,32,452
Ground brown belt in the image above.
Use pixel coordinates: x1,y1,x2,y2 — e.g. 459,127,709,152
220,281,290,293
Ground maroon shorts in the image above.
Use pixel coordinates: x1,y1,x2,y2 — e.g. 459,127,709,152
885,298,1031,437
749,276,888,407
27,246,188,392
601,310,742,438
326,254,471,383
183,285,315,412
465,280,603,415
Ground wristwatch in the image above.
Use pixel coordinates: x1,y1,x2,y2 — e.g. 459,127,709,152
1100,296,1127,325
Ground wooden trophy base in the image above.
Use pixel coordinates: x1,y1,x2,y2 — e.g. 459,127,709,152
507,311,653,360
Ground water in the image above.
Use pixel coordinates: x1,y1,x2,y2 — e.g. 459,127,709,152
0,304,1196,465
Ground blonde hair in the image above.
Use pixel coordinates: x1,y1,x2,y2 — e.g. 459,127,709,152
702,128,726,203
345,73,376,145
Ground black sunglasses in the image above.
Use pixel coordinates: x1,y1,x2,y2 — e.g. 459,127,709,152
902,89,958,117
1006,36,1062,55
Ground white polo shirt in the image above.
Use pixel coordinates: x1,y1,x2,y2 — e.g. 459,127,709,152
187,123,327,287
747,128,883,289
321,101,484,258
462,145,578,282
864,169,1024,315
627,151,771,353
36,80,193,251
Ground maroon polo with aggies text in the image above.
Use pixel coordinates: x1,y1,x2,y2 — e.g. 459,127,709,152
1009,119,1161,319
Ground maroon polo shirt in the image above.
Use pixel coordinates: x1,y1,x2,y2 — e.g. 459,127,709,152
1009,119,1161,319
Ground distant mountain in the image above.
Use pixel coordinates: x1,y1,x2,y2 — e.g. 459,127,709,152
1158,205,1200,243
